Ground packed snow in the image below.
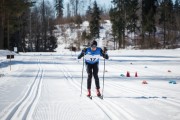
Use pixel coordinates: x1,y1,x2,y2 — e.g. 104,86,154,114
0,48,180,120
0,19,180,120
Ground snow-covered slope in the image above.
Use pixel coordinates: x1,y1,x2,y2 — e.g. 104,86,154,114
55,20,113,52
0,49,180,120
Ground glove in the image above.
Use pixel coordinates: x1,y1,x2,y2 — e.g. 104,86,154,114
103,54,109,59
78,48,86,59
103,47,108,54
101,48,109,59
82,48,86,55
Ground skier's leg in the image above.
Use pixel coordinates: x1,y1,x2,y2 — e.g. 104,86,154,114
93,63,101,96
93,63,100,89
86,63,93,91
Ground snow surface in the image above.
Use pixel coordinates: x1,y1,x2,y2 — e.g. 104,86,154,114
0,19,180,120
0,49,180,120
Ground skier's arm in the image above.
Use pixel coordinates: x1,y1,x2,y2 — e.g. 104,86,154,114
78,48,86,59
100,48,109,59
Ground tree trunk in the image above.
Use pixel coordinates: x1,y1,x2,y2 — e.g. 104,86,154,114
113,35,115,50
75,0,78,16
0,22,4,49
123,30,125,48
0,0,4,49
149,32,151,48
7,14,10,49
163,20,166,48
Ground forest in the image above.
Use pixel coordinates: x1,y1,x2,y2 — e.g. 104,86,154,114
0,0,180,52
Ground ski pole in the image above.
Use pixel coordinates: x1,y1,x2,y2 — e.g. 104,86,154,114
102,58,105,98
80,56,84,97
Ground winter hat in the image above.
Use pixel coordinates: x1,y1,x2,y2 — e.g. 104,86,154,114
90,40,97,47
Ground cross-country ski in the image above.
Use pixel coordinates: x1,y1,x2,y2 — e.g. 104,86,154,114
87,95,93,100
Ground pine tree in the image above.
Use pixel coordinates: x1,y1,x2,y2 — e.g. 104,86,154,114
55,0,63,18
174,0,180,29
174,0,180,47
67,3,71,18
141,0,158,48
0,0,5,49
0,0,33,50
126,0,139,32
89,1,101,39
109,7,118,49
110,0,132,49
174,0,180,14
126,0,139,47
159,0,174,48
86,6,92,21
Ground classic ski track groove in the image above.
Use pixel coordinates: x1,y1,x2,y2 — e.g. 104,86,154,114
109,62,180,93
55,61,113,119
0,57,35,119
53,59,88,95
32,57,64,120
0,53,179,120
2,58,44,120
107,82,180,108
107,62,180,105
54,62,80,90
62,62,137,120
74,59,180,119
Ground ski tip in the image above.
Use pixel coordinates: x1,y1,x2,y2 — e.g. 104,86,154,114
87,96,92,100
97,95,103,99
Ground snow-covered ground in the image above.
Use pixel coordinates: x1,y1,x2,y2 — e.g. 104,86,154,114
0,49,180,120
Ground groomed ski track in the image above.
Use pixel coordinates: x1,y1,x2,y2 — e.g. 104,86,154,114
0,51,180,120
1,57,44,120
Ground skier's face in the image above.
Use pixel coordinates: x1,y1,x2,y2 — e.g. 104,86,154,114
91,45,97,51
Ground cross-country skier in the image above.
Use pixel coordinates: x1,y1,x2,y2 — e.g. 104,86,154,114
78,40,109,97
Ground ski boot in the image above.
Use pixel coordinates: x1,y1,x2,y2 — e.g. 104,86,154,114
96,89,101,97
87,89,92,99
87,89,91,96
97,89,103,99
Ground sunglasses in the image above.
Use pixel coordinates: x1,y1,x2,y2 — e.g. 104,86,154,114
91,45,97,48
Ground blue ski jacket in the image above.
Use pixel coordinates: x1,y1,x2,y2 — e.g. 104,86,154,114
78,47,109,64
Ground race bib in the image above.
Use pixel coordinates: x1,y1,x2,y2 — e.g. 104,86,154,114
85,54,100,62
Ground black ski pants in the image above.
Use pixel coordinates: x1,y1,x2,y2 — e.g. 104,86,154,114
86,62,100,89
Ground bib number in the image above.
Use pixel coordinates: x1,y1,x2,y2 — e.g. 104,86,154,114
85,54,100,62
90,58,96,61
